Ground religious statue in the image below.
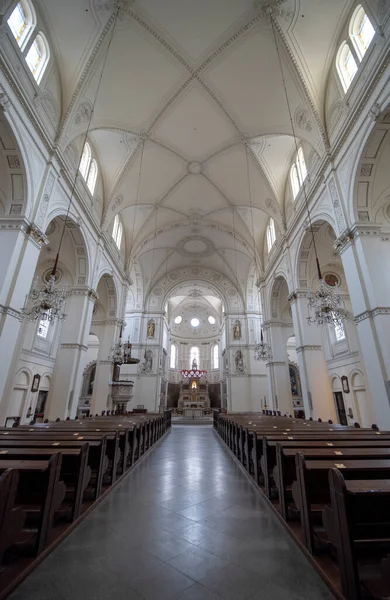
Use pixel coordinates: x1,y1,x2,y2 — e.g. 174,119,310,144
147,320,155,338
141,349,153,373
235,350,245,375
192,357,198,370
233,321,241,340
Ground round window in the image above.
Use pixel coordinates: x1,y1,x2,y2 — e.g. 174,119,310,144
174,316,182,324
208,316,216,325
191,318,200,327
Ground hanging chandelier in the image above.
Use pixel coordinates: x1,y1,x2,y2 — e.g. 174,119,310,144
307,259,344,327
254,328,272,362
21,273,67,323
21,7,120,324
269,13,346,328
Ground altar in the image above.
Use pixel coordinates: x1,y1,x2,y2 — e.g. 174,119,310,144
178,361,210,417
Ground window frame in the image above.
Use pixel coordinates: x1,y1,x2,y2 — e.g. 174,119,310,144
213,344,219,370
336,41,359,93
87,159,98,195
170,344,177,369
266,218,276,253
7,0,36,51
25,32,50,84
79,143,92,181
290,164,300,199
349,5,375,62
190,346,200,368
112,214,123,250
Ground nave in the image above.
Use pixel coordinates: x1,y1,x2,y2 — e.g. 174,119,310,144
9,426,332,600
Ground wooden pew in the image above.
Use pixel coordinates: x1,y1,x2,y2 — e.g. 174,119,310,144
0,434,108,500
0,454,65,555
276,445,390,522
294,456,390,554
0,469,26,565
0,445,89,520
326,470,390,600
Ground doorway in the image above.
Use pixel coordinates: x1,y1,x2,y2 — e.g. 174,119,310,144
334,391,347,425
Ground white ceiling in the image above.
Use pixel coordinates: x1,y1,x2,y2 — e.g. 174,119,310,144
37,0,353,304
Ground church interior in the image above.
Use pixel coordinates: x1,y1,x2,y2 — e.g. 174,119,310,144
0,0,390,598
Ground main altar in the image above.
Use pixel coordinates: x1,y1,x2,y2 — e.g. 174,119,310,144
179,360,210,418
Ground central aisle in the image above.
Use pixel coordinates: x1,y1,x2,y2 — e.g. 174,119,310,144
10,426,334,600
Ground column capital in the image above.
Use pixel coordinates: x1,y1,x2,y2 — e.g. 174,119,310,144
296,345,322,353
60,343,88,351
69,287,99,302
91,318,124,327
26,224,49,249
287,290,308,304
265,361,287,367
263,320,293,329
0,303,22,321
334,224,387,254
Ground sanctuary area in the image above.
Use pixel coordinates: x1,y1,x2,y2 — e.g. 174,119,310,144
0,0,390,599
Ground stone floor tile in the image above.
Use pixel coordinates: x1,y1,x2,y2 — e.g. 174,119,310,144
7,426,335,600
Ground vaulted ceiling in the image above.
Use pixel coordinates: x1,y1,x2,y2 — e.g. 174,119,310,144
37,0,353,295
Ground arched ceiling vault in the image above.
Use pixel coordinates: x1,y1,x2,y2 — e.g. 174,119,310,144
38,0,353,277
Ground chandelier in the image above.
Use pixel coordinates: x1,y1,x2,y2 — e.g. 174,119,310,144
180,369,207,379
21,7,120,324
21,274,67,323
307,262,344,327
254,328,272,362
269,13,345,328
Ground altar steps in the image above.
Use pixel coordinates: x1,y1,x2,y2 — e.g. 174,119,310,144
172,416,213,426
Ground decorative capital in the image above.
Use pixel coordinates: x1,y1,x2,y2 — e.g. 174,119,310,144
287,290,308,304
26,224,49,248
88,288,99,303
333,229,355,254
255,0,287,18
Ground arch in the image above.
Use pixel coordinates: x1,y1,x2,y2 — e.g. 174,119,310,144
146,267,244,314
269,274,291,321
95,273,118,319
0,113,29,217
41,214,91,287
294,215,338,290
351,104,390,224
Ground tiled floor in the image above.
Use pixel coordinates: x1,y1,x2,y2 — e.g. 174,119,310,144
9,426,335,600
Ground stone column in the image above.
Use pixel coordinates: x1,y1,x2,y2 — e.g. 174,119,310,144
288,291,336,421
335,225,390,427
90,319,121,415
0,220,48,424
45,287,97,420
264,322,293,415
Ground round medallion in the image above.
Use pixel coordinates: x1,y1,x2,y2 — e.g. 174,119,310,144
324,273,340,287
153,286,163,296
187,161,203,175
177,236,215,258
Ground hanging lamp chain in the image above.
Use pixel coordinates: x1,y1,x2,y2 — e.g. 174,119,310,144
270,16,345,327
22,7,121,324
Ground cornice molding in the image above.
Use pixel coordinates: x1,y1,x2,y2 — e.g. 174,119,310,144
354,307,390,323
0,303,22,321
60,343,88,352
296,345,322,353
21,349,55,363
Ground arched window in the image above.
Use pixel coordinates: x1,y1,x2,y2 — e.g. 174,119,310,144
170,344,177,369
297,147,307,183
37,315,50,339
213,344,219,370
112,214,123,250
8,1,35,49
26,32,50,83
290,164,300,199
266,218,276,252
336,42,358,92
350,6,375,61
190,346,200,369
87,159,98,195
333,314,346,342
79,143,92,180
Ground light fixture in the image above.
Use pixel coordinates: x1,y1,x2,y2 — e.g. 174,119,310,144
269,12,346,328
21,7,121,324
191,318,200,327
254,327,272,362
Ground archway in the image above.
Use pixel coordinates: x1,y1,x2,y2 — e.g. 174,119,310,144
295,219,372,424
